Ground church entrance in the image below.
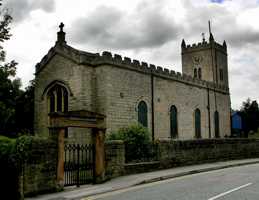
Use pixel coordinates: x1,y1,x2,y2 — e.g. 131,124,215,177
49,110,106,187
64,143,95,186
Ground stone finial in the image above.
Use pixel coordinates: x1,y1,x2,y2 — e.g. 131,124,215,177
181,39,186,48
223,40,227,49
209,33,214,42
202,33,205,43
56,22,66,45
59,22,64,32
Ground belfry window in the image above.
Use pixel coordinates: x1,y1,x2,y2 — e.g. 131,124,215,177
47,85,68,113
138,101,148,127
194,108,201,138
198,68,202,79
170,105,178,138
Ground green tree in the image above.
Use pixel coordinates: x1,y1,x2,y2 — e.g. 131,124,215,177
0,0,21,136
240,98,259,137
15,80,34,134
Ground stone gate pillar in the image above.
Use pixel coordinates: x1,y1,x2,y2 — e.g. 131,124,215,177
93,128,106,183
56,128,65,187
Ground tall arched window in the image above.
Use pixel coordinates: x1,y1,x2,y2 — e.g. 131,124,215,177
214,111,220,138
47,85,68,113
198,68,202,79
194,108,201,138
138,101,148,127
170,105,178,138
194,68,197,78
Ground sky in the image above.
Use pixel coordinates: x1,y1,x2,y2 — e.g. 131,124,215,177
3,0,259,109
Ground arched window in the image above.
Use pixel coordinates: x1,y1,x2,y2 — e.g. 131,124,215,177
194,68,197,78
214,111,220,138
194,108,201,138
170,105,178,138
198,68,202,79
138,101,148,127
47,85,68,113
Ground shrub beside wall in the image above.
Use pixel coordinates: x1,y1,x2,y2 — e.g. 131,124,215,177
0,136,20,200
0,135,58,199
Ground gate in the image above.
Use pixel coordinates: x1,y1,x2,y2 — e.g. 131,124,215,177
64,144,95,186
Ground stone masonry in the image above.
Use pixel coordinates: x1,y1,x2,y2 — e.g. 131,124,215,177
34,24,231,141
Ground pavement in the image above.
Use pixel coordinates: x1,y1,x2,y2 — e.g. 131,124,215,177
26,158,259,200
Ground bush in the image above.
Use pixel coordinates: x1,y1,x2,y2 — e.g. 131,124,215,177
0,135,20,199
108,124,151,145
0,135,16,161
108,124,156,162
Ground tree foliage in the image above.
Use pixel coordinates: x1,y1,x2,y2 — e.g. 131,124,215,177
0,0,36,136
239,98,259,137
107,124,151,145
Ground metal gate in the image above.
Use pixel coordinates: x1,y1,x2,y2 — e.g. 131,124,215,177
64,144,95,186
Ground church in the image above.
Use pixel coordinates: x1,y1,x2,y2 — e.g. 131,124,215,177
34,23,231,142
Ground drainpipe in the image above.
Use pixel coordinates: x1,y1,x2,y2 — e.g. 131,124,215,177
151,73,155,141
207,88,211,138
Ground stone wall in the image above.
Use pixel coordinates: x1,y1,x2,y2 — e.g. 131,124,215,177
105,139,259,176
21,137,58,197
105,140,125,179
158,139,259,168
100,62,231,139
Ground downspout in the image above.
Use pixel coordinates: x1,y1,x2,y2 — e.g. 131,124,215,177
207,88,211,138
151,72,155,141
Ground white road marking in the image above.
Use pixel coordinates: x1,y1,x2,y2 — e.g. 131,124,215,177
208,183,253,200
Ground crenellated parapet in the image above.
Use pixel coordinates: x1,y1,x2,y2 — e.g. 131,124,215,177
181,39,227,54
93,51,229,93
35,43,229,94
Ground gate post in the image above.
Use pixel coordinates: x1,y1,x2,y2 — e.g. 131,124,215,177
93,128,106,183
57,128,65,188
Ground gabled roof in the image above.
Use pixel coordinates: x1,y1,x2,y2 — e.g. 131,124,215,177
35,43,99,75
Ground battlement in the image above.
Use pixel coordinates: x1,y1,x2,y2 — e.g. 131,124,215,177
93,51,229,93
182,40,227,54
35,43,229,94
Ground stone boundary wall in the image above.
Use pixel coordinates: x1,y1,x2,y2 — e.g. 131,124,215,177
105,139,259,176
158,139,259,169
105,140,125,179
35,44,229,94
21,138,58,197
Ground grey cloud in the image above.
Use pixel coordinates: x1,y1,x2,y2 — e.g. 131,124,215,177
71,6,123,45
4,0,55,23
71,2,180,50
224,29,259,47
181,2,259,48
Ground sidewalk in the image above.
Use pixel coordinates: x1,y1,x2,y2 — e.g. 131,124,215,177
26,158,259,200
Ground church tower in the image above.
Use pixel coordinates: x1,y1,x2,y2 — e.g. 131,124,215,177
181,30,229,87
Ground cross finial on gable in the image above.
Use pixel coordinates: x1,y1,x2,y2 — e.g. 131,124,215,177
56,22,66,45
59,22,64,32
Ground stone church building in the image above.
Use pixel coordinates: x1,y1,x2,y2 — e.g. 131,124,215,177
34,23,231,141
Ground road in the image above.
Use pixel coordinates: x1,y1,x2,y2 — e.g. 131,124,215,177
84,163,259,200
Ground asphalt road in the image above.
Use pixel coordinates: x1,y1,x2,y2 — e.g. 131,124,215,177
85,163,259,200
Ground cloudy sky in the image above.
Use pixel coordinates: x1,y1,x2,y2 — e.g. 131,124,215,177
3,0,259,109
